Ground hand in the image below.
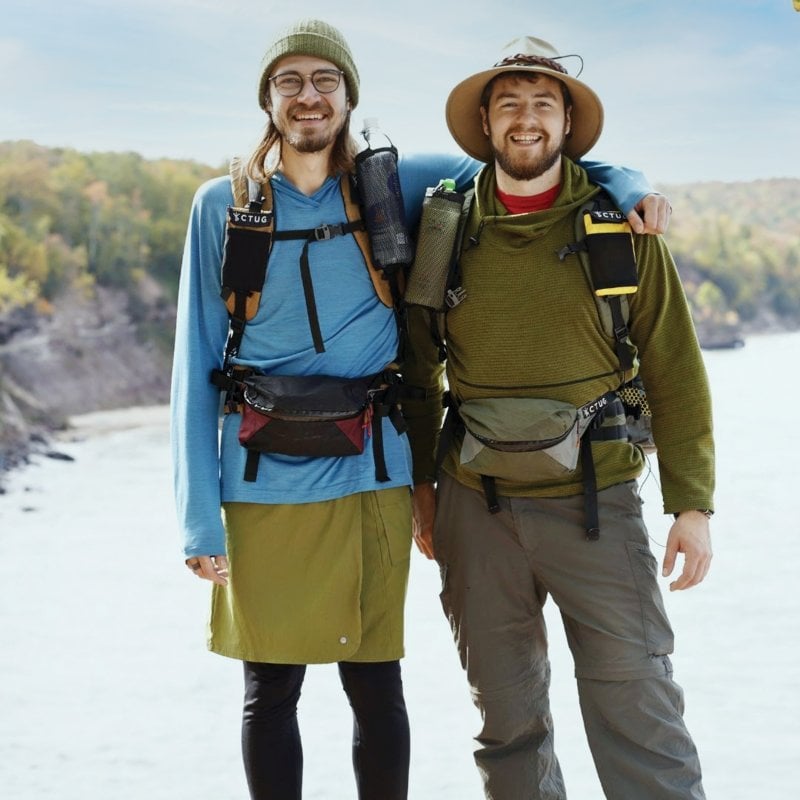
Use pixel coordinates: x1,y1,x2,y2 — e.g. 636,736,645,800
627,193,672,235
662,512,712,591
186,555,229,586
412,482,436,560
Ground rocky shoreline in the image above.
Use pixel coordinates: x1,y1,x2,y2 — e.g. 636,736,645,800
0,288,173,489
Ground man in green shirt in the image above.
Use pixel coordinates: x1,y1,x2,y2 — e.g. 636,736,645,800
404,36,713,799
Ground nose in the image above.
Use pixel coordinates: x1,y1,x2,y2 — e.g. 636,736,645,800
517,100,541,122
295,76,322,102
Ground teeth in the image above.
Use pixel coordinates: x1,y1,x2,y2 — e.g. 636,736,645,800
296,114,324,120
512,134,542,143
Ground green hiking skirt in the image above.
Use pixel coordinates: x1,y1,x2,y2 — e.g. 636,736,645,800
208,487,412,664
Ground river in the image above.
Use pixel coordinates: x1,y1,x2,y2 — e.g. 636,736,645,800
1,331,799,799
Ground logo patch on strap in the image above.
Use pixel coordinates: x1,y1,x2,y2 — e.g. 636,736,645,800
227,206,273,227
588,208,626,224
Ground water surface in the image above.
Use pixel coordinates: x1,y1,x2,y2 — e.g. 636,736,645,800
1,333,798,798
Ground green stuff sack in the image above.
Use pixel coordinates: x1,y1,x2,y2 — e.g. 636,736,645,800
458,397,583,482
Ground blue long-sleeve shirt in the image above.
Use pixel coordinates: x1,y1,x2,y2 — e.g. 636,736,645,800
171,152,653,557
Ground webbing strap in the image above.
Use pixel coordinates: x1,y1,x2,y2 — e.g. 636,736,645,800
580,435,600,541
298,239,324,353
272,220,364,244
222,315,247,364
581,392,626,539
244,449,260,482
370,382,411,483
273,221,365,353
608,295,635,374
480,474,501,515
371,405,388,482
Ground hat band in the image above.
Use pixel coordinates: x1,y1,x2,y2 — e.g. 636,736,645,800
494,53,584,78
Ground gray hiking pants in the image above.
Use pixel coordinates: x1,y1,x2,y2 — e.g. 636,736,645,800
434,474,705,800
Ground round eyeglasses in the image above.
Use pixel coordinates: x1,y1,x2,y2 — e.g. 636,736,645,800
268,69,344,98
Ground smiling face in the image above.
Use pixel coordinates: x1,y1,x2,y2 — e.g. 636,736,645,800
480,72,572,185
266,54,351,156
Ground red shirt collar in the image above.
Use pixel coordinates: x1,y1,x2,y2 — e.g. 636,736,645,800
495,183,561,214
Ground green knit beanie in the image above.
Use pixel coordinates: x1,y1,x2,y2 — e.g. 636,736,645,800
257,19,360,110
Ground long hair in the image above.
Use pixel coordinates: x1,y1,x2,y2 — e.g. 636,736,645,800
246,112,360,183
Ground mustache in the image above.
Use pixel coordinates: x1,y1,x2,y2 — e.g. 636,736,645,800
288,101,329,115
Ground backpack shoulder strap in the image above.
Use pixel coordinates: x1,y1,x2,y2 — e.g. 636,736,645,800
570,190,639,381
431,187,475,359
340,174,395,308
221,157,274,326
453,187,476,265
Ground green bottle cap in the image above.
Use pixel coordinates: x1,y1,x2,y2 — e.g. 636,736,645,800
441,178,456,191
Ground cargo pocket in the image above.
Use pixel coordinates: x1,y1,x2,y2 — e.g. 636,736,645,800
625,540,675,656
375,487,412,568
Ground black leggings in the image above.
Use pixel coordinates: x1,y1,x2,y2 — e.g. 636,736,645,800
241,660,410,800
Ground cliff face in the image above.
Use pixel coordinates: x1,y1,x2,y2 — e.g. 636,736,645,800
0,288,173,481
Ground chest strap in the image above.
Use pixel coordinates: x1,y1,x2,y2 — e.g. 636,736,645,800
272,220,366,353
221,164,395,361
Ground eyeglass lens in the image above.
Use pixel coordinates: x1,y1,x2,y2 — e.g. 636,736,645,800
271,69,342,97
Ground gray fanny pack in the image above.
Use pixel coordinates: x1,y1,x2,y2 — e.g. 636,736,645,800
458,394,615,482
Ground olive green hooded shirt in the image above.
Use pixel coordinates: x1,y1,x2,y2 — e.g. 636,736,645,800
402,158,714,514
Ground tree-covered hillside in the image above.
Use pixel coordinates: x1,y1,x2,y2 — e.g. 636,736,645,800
2,141,798,340
660,179,800,338
0,140,220,315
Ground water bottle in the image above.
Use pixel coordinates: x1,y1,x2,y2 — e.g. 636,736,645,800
355,118,414,270
405,179,467,310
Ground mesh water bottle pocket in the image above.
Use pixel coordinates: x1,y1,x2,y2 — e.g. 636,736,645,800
355,120,413,269
405,182,465,310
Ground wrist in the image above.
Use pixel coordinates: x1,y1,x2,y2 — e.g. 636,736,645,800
673,509,714,520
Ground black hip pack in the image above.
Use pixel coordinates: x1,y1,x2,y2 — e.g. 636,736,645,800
239,373,375,458
232,371,408,483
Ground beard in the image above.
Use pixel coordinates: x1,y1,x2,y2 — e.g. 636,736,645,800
490,125,567,182
273,102,348,154
285,127,339,153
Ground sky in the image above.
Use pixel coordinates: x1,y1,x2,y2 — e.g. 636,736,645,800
1,0,798,185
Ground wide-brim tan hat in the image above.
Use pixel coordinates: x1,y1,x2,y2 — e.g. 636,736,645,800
446,36,604,162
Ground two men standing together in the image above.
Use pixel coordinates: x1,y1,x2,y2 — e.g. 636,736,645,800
172,18,713,800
